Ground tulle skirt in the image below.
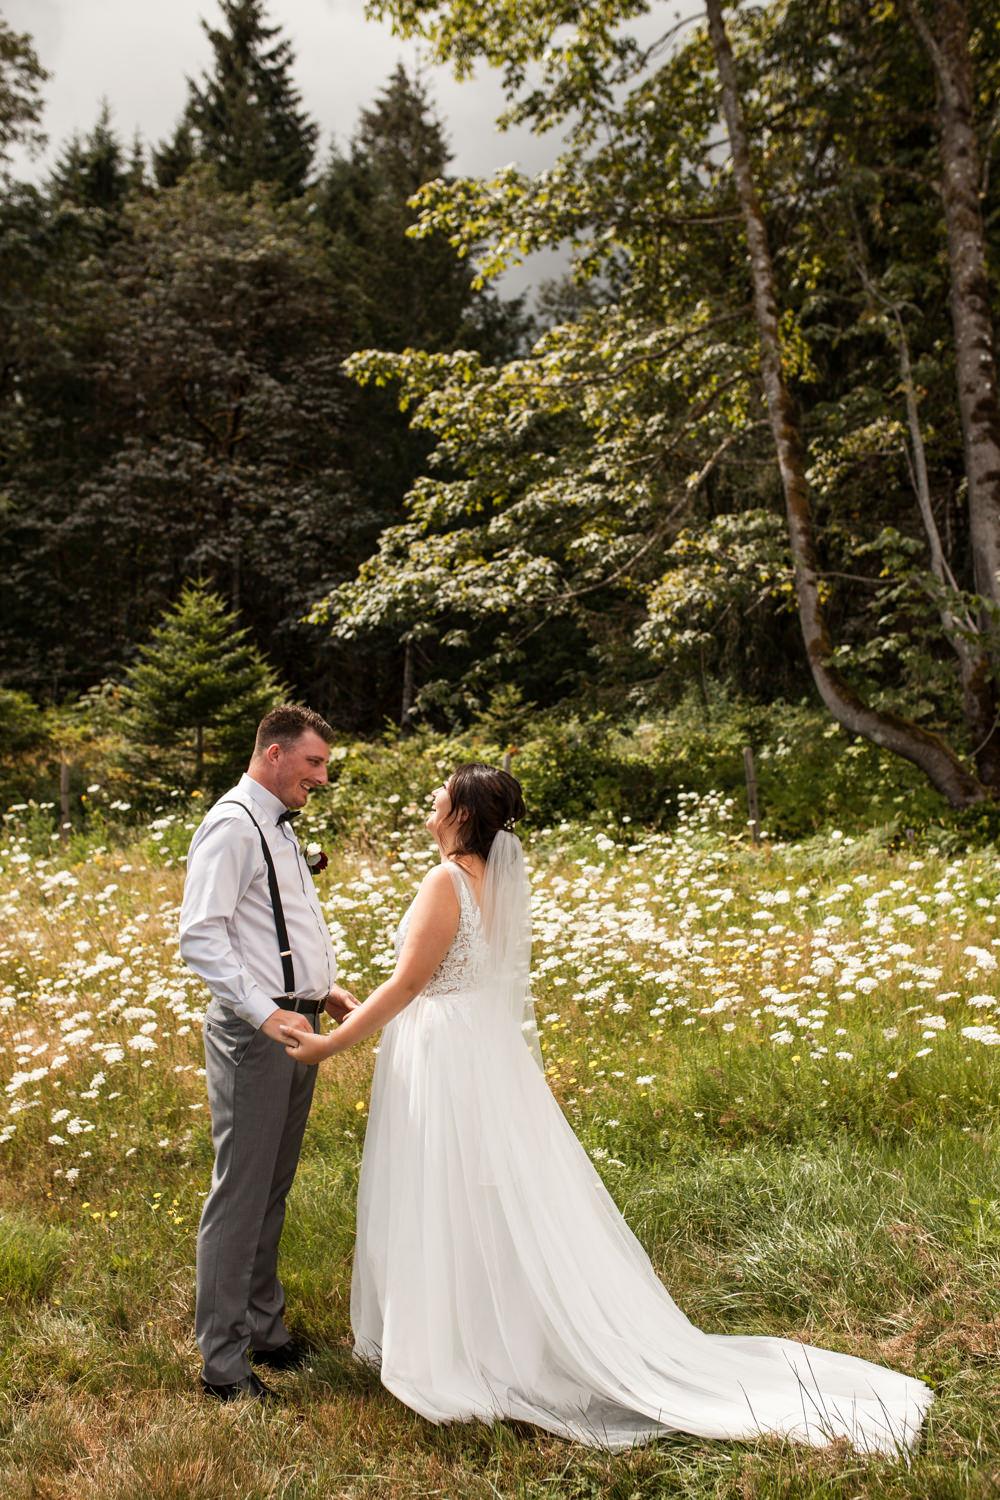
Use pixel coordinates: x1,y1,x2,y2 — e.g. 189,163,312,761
350,989,933,1454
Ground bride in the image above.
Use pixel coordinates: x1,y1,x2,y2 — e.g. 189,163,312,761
280,763,932,1454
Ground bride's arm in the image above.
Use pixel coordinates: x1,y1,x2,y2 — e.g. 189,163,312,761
280,864,460,1062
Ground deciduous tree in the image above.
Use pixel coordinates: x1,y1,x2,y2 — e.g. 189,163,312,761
331,0,1000,800
0,17,47,176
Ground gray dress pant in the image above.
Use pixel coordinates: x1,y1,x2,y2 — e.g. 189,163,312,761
196,998,319,1384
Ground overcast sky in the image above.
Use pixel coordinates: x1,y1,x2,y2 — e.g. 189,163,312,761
4,0,691,294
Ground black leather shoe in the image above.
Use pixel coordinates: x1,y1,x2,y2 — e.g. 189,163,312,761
200,1371,278,1403
249,1338,314,1372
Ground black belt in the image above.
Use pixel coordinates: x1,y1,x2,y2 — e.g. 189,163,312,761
275,996,324,1015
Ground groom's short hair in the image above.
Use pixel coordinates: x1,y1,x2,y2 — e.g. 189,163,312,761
254,703,335,754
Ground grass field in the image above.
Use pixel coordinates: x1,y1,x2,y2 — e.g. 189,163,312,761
1,792,998,1498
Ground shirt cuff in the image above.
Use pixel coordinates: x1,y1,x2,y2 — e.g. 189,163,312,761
244,990,280,1030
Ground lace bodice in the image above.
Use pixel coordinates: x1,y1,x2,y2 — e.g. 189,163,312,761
395,863,488,996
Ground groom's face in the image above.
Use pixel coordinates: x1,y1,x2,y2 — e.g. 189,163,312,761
273,730,330,808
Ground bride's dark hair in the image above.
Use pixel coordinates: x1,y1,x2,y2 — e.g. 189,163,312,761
448,762,526,861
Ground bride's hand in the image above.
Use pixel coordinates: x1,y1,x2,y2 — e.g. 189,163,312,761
279,1025,332,1065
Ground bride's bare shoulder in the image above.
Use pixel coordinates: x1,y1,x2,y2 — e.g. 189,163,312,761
415,862,462,903
402,863,462,936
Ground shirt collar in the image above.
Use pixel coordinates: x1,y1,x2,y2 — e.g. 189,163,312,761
238,772,291,826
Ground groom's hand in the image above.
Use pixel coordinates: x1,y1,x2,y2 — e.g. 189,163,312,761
325,983,360,1022
260,1009,314,1044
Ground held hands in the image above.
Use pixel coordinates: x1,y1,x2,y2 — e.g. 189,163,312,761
325,983,360,1022
260,1008,312,1045
278,1024,330,1065
270,985,360,1065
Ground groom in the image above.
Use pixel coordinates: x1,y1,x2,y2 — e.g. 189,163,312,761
179,703,357,1403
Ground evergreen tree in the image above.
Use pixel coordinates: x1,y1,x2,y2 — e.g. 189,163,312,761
121,581,283,790
0,167,363,708
0,163,110,708
159,0,318,199
315,65,531,719
152,119,196,189
125,133,149,197
48,101,130,211
319,63,526,357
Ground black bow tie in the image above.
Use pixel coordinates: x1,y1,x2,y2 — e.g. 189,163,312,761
276,809,300,825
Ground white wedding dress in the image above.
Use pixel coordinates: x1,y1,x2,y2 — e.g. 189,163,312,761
350,849,932,1455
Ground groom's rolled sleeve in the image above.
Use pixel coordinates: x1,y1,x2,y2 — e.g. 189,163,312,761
179,818,278,1030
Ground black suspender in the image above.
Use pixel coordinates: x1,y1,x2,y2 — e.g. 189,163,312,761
218,799,295,997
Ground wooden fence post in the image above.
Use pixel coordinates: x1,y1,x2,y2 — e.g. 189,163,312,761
401,638,414,730
743,745,761,845
59,759,71,844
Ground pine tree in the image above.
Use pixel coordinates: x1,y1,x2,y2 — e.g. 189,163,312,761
316,62,528,520
355,60,450,201
152,120,195,189
314,64,530,721
121,581,283,790
0,167,364,713
160,0,318,199
319,63,523,355
125,132,148,197
48,101,130,211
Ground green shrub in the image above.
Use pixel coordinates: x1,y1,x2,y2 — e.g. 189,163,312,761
0,683,970,851
500,693,943,839
0,689,51,807
291,692,955,847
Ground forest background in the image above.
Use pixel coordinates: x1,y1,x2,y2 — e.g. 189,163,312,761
1,0,999,839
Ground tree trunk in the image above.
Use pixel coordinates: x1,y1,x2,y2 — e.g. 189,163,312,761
195,722,204,784
852,201,1000,785
905,0,1000,627
895,307,1000,784
705,0,986,808
903,0,1000,783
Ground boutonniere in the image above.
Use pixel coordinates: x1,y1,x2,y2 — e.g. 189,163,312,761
304,842,329,874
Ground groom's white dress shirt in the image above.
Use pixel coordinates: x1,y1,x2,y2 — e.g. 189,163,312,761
179,772,337,1028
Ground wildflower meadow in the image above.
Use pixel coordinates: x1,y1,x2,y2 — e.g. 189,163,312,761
0,786,997,1498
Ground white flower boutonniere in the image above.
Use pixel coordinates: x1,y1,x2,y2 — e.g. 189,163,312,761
304,842,329,874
